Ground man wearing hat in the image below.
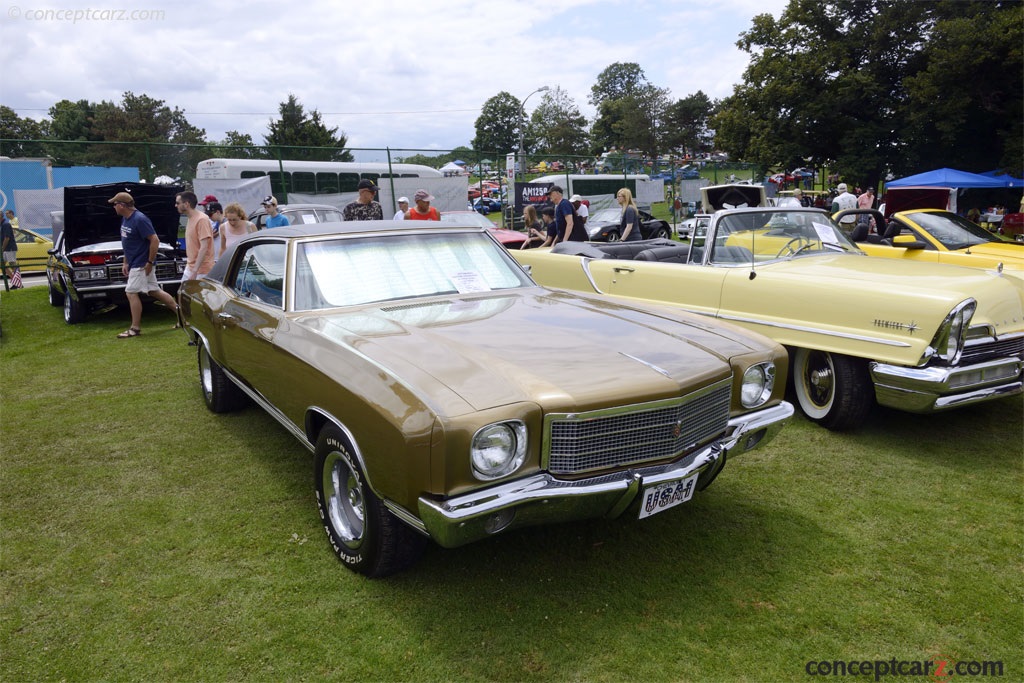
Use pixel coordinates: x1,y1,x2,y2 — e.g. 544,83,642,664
393,197,409,221
261,196,290,228
830,183,858,227
109,191,181,338
570,194,589,233
407,189,440,221
343,180,384,221
548,185,587,243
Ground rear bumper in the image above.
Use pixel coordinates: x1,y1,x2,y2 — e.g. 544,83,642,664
870,358,1023,412
417,401,793,548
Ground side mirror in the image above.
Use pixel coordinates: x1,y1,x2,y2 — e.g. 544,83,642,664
892,235,926,250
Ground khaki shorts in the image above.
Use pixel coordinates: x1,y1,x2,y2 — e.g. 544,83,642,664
2,251,16,265
125,267,162,294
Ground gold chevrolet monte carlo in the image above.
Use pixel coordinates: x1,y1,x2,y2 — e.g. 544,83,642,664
514,185,1024,432
837,207,1024,277
179,220,793,577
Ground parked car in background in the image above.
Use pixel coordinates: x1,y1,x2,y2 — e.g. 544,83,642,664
585,207,672,242
248,203,342,230
46,182,186,324
438,210,526,249
11,227,53,272
839,207,1024,276
515,184,1024,431
677,214,711,240
472,197,503,215
180,220,792,577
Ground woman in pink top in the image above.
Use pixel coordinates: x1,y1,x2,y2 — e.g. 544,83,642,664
219,202,257,260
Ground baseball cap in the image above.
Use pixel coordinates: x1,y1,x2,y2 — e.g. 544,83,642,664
107,191,134,205
357,179,378,192
198,194,218,206
414,189,434,202
397,196,409,204
261,195,278,206
546,185,563,196
836,183,848,193
570,194,583,202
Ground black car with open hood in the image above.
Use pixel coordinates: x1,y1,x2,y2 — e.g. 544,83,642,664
45,182,188,324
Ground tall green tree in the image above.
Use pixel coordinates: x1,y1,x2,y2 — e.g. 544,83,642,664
264,94,353,162
208,131,259,160
662,91,715,157
0,106,48,157
529,87,590,158
713,0,1023,188
472,92,521,155
589,62,670,158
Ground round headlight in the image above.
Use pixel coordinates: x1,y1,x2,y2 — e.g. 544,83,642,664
740,363,776,408
471,421,527,480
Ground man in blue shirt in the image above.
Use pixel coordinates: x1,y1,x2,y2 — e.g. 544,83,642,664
547,185,587,243
262,196,290,228
109,191,180,338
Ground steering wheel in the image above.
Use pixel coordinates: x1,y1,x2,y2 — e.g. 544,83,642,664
776,236,813,258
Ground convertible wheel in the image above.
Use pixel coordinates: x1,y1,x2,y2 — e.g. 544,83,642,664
63,292,84,324
48,281,65,307
314,426,426,577
791,348,872,431
605,231,621,242
198,341,248,413
654,227,670,239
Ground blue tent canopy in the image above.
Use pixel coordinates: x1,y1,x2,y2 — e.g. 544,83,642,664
980,170,1024,188
887,168,1012,188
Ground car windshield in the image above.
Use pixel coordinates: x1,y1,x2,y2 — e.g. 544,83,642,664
903,211,998,250
294,231,531,310
589,208,622,223
711,210,859,264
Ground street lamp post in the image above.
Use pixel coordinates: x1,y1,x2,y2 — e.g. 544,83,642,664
517,86,550,180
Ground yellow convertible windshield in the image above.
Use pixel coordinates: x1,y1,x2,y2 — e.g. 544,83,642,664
711,210,858,264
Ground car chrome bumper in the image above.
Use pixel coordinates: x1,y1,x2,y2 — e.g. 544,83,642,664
870,358,1023,413
417,401,792,548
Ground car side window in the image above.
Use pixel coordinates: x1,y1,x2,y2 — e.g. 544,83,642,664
232,242,285,308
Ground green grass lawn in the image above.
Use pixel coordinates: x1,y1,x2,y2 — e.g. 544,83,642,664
2,285,1021,682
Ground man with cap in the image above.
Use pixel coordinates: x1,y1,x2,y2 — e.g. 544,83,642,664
262,196,290,228
109,191,181,338
393,197,409,220
570,194,589,233
407,189,440,221
343,180,384,221
548,185,587,243
830,183,858,227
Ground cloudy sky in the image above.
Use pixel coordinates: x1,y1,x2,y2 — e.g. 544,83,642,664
1,0,788,161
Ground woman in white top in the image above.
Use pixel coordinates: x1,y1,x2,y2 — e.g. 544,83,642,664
219,202,257,259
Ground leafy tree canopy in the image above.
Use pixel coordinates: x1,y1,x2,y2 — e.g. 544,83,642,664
264,94,353,162
472,92,522,155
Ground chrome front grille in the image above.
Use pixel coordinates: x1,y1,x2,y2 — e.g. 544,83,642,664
105,262,181,283
544,380,732,475
961,334,1024,365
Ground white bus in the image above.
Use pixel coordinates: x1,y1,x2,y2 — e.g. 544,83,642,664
195,158,443,200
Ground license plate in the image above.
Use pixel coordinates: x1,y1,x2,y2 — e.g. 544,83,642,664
638,474,698,519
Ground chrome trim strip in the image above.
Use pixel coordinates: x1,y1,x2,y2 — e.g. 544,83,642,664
716,313,914,348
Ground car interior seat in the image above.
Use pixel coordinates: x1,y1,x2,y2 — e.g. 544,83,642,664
634,245,691,263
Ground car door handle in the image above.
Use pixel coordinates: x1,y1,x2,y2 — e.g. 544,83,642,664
613,266,635,273
217,312,239,327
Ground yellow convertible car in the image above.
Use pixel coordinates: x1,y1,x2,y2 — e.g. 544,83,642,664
515,186,1024,432
840,207,1024,276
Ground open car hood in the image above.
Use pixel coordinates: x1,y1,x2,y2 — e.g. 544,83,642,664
59,182,183,251
702,184,767,211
